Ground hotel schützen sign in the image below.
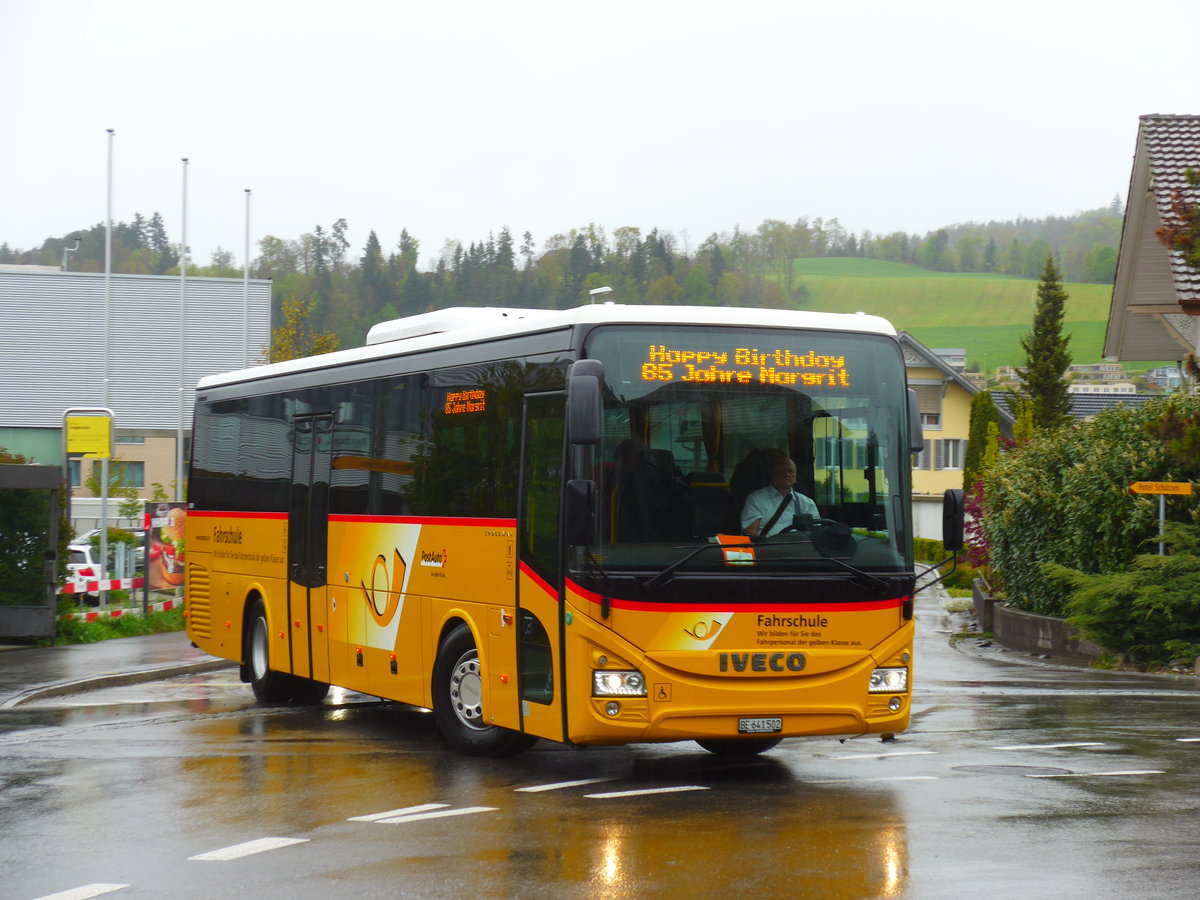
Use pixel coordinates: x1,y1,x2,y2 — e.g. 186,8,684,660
1129,482,1193,496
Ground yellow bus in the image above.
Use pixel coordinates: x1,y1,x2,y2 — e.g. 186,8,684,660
185,303,961,756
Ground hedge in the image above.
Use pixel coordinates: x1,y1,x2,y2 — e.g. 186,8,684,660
983,394,1200,616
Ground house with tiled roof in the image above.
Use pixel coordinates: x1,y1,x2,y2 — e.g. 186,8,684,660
899,332,1013,539
1105,114,1200,362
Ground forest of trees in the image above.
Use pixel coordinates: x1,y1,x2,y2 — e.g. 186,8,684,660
0,201,1124,351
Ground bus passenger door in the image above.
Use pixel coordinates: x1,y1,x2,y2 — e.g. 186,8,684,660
288,414,332,685
514,392,566,743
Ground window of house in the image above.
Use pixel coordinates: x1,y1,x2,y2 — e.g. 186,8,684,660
94,460,145,489
913,438,964,471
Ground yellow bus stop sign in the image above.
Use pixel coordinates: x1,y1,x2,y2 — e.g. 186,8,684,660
66,415,112,458
1129,481,1193,495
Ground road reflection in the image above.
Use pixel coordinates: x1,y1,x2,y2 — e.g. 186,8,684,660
176,705,909,898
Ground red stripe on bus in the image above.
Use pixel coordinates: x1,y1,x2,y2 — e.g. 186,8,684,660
565,578,906,613
328,514,517,528
519,561,559,601
186,510,288,520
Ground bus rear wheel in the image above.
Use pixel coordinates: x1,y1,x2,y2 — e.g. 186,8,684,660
246,597,329,704
697,737,782,756
433,623,536,757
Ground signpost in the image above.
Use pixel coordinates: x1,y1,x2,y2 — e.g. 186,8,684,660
62,408,115,588
1129,482,1194,555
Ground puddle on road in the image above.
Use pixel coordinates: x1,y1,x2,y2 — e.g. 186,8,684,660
953,765,1073,777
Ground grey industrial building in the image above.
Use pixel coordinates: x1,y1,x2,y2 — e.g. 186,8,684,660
0,266,271,531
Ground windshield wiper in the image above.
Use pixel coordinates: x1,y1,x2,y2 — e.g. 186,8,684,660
584,548,618,619
641,537,892,592
642,542,724,590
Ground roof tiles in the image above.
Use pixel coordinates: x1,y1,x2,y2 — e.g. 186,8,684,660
1141,114,1200,301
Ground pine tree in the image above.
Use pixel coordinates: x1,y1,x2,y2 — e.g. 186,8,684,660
1017,254,1072,429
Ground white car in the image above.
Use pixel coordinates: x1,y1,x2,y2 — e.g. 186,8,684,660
64,543,102,604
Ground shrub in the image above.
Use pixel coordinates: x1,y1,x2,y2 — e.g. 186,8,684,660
55,606,185,645
984,395,1200,616
1046,522,1200,665
913,537,945,563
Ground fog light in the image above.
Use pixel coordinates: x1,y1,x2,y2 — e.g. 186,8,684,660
593,670,647,697
889,696,902,711
606,701,620,716
869,667,908,693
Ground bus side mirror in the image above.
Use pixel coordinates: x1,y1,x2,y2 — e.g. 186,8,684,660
568,359,604,445
943,488,965,552
907,389,924,454
564,479,595,545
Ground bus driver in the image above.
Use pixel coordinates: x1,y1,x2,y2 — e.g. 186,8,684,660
741,455,819,538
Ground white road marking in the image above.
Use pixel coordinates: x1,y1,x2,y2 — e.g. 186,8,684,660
348,803,449,822
585,785,710,799
1026,770,1165,778
188,837,309,861
992,742,1105,751
516,778,616,792
1176,737,1200,743
806,775,939,785
829,750,937,760
33,885,129,900
375,806,497,824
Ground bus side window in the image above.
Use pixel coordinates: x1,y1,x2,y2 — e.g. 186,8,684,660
329,381,375,516
376,375,421,516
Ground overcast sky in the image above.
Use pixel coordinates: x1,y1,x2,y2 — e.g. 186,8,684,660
2,0,1197,269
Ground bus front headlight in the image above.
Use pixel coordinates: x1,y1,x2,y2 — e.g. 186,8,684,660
868,667,908,693
593,670,646,697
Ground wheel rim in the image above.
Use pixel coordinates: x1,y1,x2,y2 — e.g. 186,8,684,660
448,650,486,731
251,616,269,680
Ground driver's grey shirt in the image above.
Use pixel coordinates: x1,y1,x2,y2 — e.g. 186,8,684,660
740,486,820,537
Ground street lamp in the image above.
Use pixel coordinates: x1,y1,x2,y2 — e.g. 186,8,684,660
61,238,81,271
243,188,251,367
176,158,189,502
99,128,114,580
589,286,613,305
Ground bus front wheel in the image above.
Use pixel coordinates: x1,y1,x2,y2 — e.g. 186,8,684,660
433,623,535,757
247,597,329,705
697,737,782,756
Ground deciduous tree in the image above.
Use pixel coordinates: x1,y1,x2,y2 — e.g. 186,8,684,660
268,296,340,363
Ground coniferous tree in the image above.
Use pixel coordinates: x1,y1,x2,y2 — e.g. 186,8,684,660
1017,254,1072,429
962,390,1001,492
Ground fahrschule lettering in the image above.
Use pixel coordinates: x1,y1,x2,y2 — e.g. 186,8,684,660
756,613,829,629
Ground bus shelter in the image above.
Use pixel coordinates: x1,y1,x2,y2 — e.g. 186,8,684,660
0,464,60,640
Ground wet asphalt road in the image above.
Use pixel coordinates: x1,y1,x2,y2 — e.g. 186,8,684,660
2,591,1199,900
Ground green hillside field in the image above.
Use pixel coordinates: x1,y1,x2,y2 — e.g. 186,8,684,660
791,258,1131,375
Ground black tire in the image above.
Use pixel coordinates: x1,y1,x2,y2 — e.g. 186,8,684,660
697,737,783,756
247,597,291,703
432,623,536,757
289,676,330,704
246,597,328,704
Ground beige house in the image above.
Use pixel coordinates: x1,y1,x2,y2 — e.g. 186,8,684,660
900,333,1012,540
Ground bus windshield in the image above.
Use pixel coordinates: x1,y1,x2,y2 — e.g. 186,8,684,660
576,324,913,577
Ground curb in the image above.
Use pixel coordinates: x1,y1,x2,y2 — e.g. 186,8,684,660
0,657,238,710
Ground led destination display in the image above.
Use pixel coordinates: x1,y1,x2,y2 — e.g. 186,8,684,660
640,344,851,387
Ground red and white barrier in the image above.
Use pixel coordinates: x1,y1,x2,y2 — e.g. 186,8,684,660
61,576,145,596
